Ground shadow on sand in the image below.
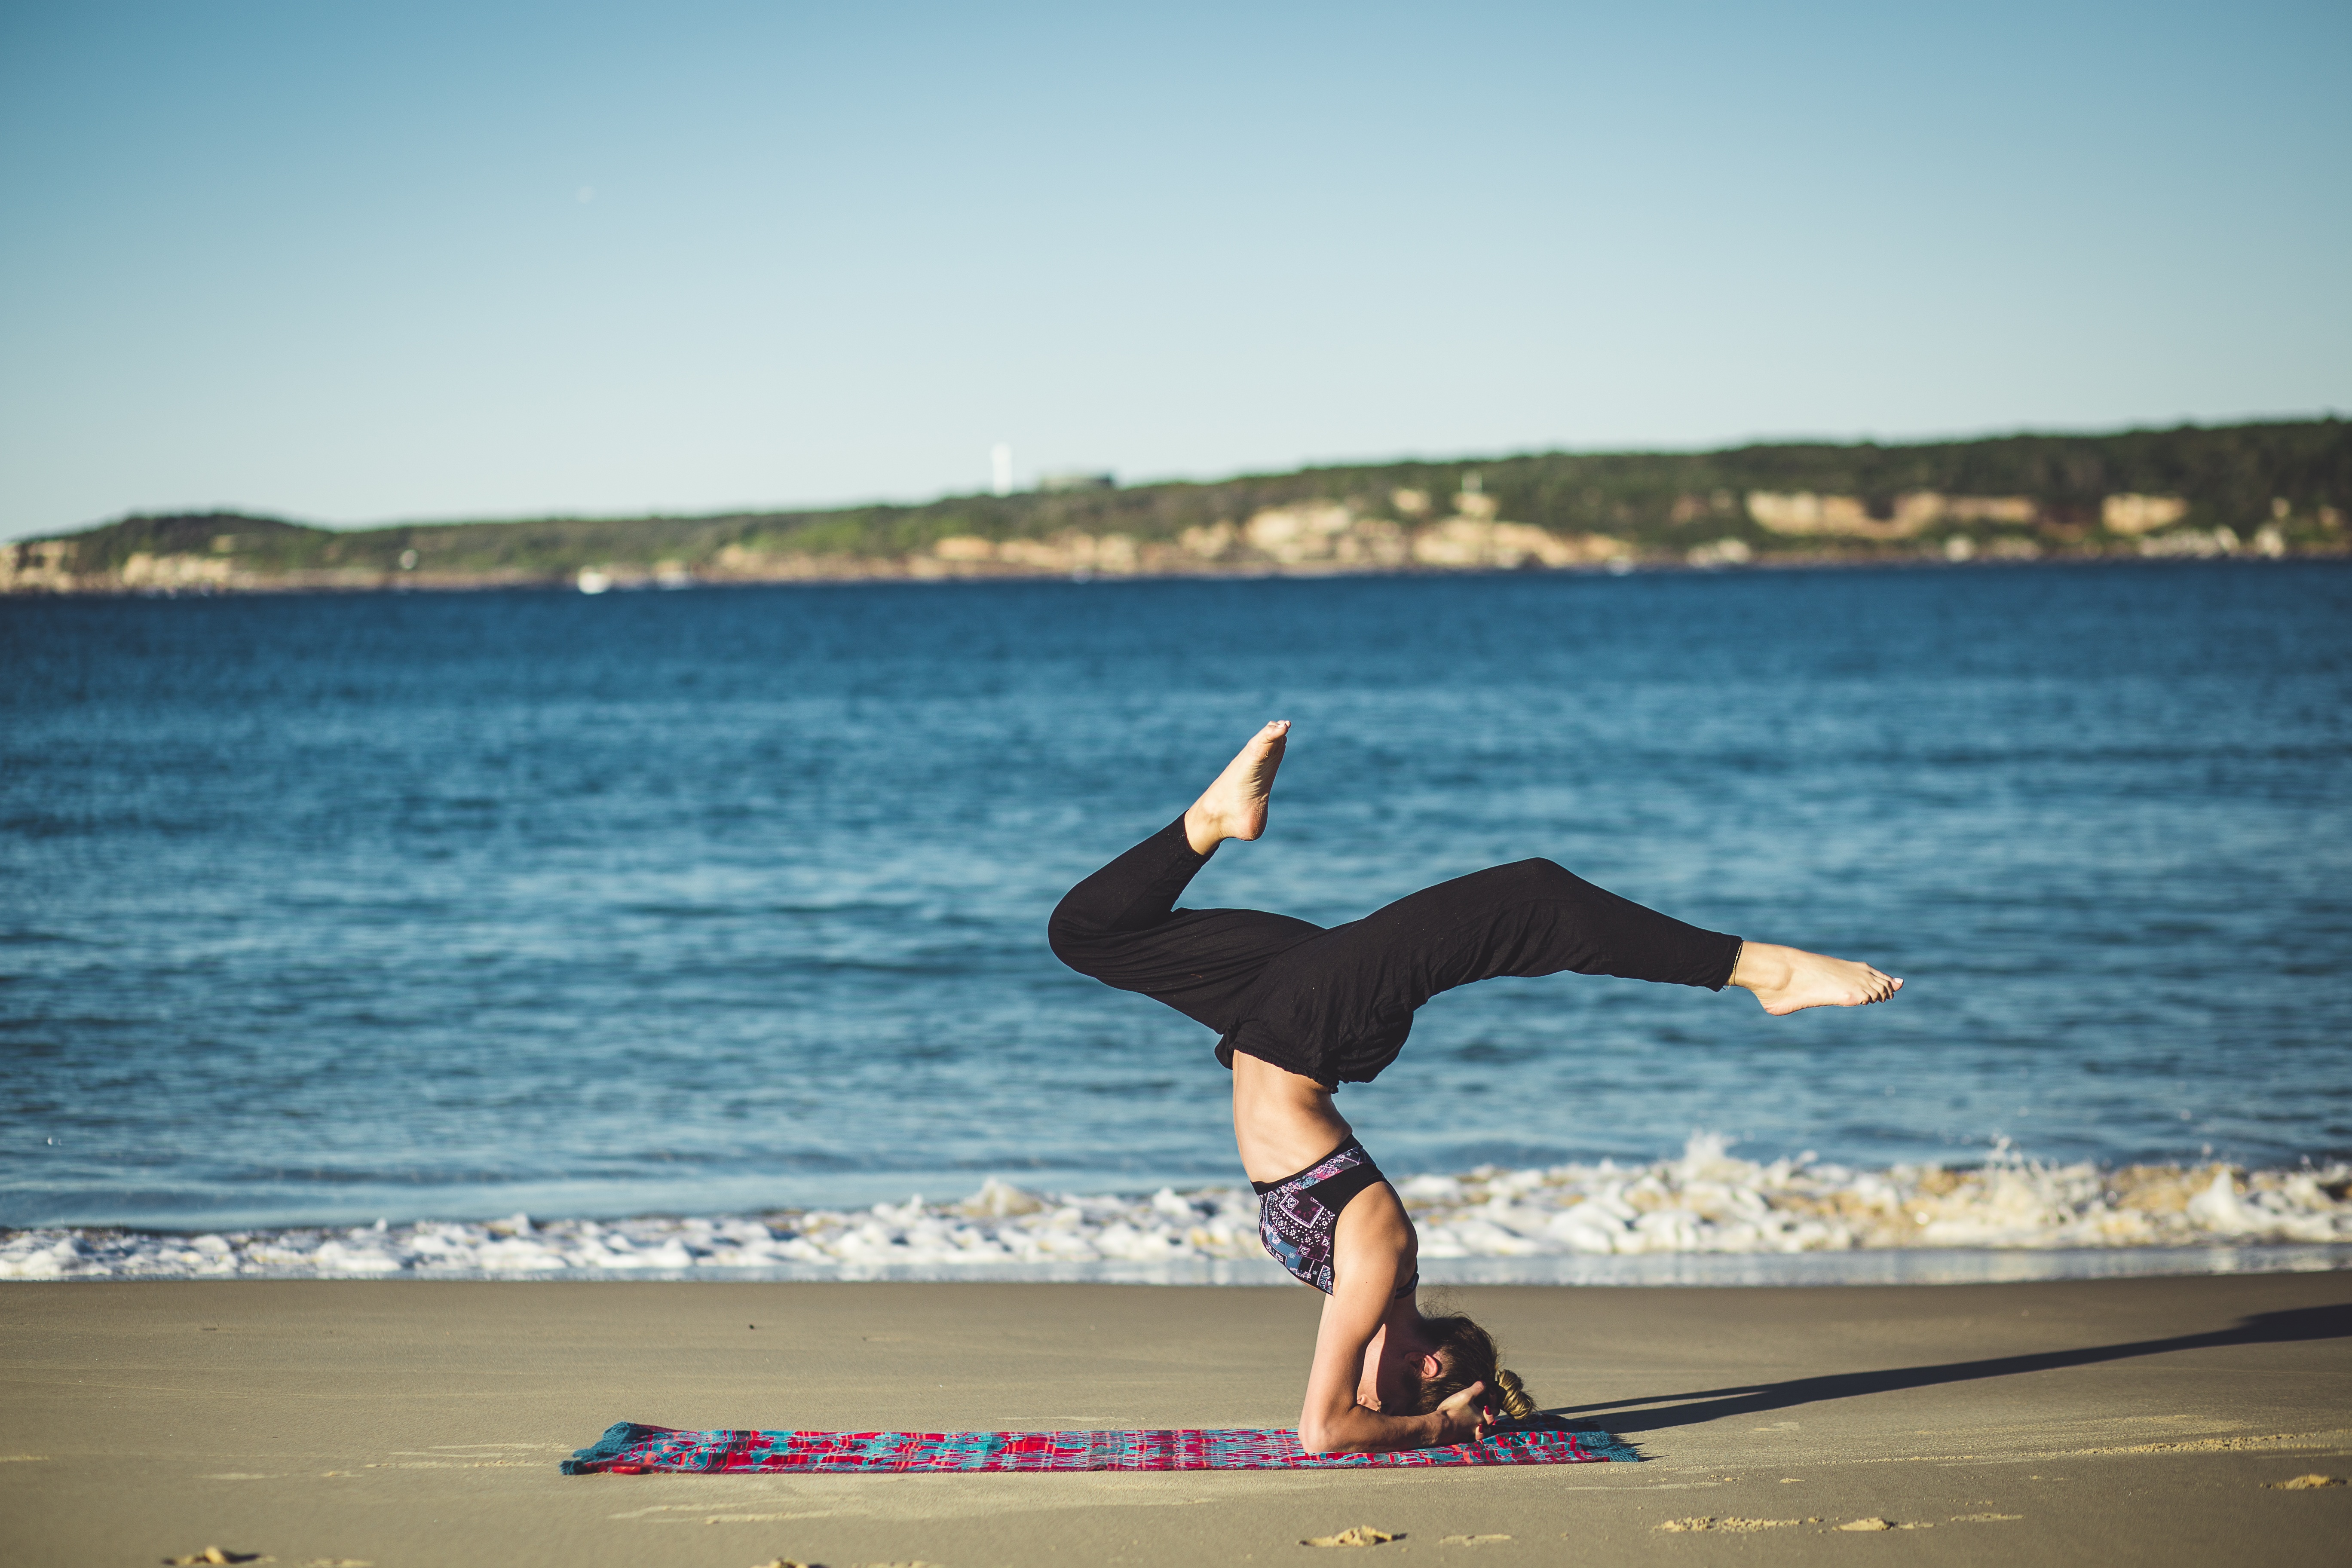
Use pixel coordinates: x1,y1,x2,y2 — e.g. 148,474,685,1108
1551,1300,2352,1435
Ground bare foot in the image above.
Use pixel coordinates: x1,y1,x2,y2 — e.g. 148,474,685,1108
1730,941,1902,1015
1184,721,1290,854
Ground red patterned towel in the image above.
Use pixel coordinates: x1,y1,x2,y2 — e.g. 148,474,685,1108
563,1420,1635,1473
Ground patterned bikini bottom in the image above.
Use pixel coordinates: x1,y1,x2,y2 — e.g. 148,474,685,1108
1251,1136,1400,1294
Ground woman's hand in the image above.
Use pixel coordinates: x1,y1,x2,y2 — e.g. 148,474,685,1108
1426,1381,1491,1446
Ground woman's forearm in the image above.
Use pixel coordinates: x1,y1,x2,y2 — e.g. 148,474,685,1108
1298,1403,1442,1455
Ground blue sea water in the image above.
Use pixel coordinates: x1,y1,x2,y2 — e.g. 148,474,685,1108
3,562,2349,1230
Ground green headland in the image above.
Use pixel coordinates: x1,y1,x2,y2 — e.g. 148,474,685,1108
6,419,2346,594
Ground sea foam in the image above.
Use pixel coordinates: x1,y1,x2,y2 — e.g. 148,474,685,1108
6,1137,2348,1282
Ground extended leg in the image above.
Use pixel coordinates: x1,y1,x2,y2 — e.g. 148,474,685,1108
1222,858,1746,1082
1222,857,1895,1084
1343,857,1745,1004
1325,857,1896,1014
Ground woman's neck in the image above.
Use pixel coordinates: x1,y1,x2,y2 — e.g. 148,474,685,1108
1360,1303,1433,1411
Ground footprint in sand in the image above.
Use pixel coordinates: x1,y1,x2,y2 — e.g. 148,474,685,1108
1302,1526,1403,1547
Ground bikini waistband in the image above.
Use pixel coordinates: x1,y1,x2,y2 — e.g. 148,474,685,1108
1250,1136,1369,1195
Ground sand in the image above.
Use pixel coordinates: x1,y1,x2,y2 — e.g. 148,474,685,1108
3,1272,2347,1567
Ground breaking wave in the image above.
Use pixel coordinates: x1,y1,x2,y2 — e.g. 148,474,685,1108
6,1137,2349,1283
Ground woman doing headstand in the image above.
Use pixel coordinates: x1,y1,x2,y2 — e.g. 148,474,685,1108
1049,722,1901,1455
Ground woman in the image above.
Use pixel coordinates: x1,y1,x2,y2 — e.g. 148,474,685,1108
1049,723,1901,1455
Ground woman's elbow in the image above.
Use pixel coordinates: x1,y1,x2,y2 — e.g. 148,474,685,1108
1296,1417,1360,1457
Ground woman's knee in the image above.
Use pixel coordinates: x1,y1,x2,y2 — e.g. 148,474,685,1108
1046,893,1112,971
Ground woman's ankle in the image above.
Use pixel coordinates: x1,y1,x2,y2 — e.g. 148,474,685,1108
1182,803,1225,856
1728,942,1793,994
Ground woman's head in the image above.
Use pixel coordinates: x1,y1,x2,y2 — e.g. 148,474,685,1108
1408,1311,1537,1420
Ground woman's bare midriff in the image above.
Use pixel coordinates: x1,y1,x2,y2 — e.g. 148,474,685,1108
1231,1048,1356,1183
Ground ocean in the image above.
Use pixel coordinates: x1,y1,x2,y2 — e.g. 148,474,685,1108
4,561,2349,1278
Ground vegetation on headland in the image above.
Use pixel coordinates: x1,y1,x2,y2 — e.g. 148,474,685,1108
6,419,2347,594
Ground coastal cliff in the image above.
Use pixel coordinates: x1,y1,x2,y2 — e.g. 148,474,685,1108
7,420,2346,594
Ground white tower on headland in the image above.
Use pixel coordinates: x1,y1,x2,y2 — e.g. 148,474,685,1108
991,444,1013,497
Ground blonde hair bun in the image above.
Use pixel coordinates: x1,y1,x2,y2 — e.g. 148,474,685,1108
1410,1311,1537,1421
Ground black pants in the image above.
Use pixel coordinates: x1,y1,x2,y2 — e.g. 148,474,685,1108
1048,818,1743,1084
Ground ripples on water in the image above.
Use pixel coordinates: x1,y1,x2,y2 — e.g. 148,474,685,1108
3,562,2348,1234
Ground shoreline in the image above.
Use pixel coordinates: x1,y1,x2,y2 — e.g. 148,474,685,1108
4,1243,2350,1288
5,543,2346,599
10,1142,2349,1282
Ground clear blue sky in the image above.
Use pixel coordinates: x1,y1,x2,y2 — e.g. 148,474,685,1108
2,0,2345,540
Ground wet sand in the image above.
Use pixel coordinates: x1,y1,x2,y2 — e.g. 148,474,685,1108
3,1273,2347,1566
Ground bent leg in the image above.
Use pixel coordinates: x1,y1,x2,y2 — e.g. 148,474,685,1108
1048,815,1219,946
1047,817,1323,1034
